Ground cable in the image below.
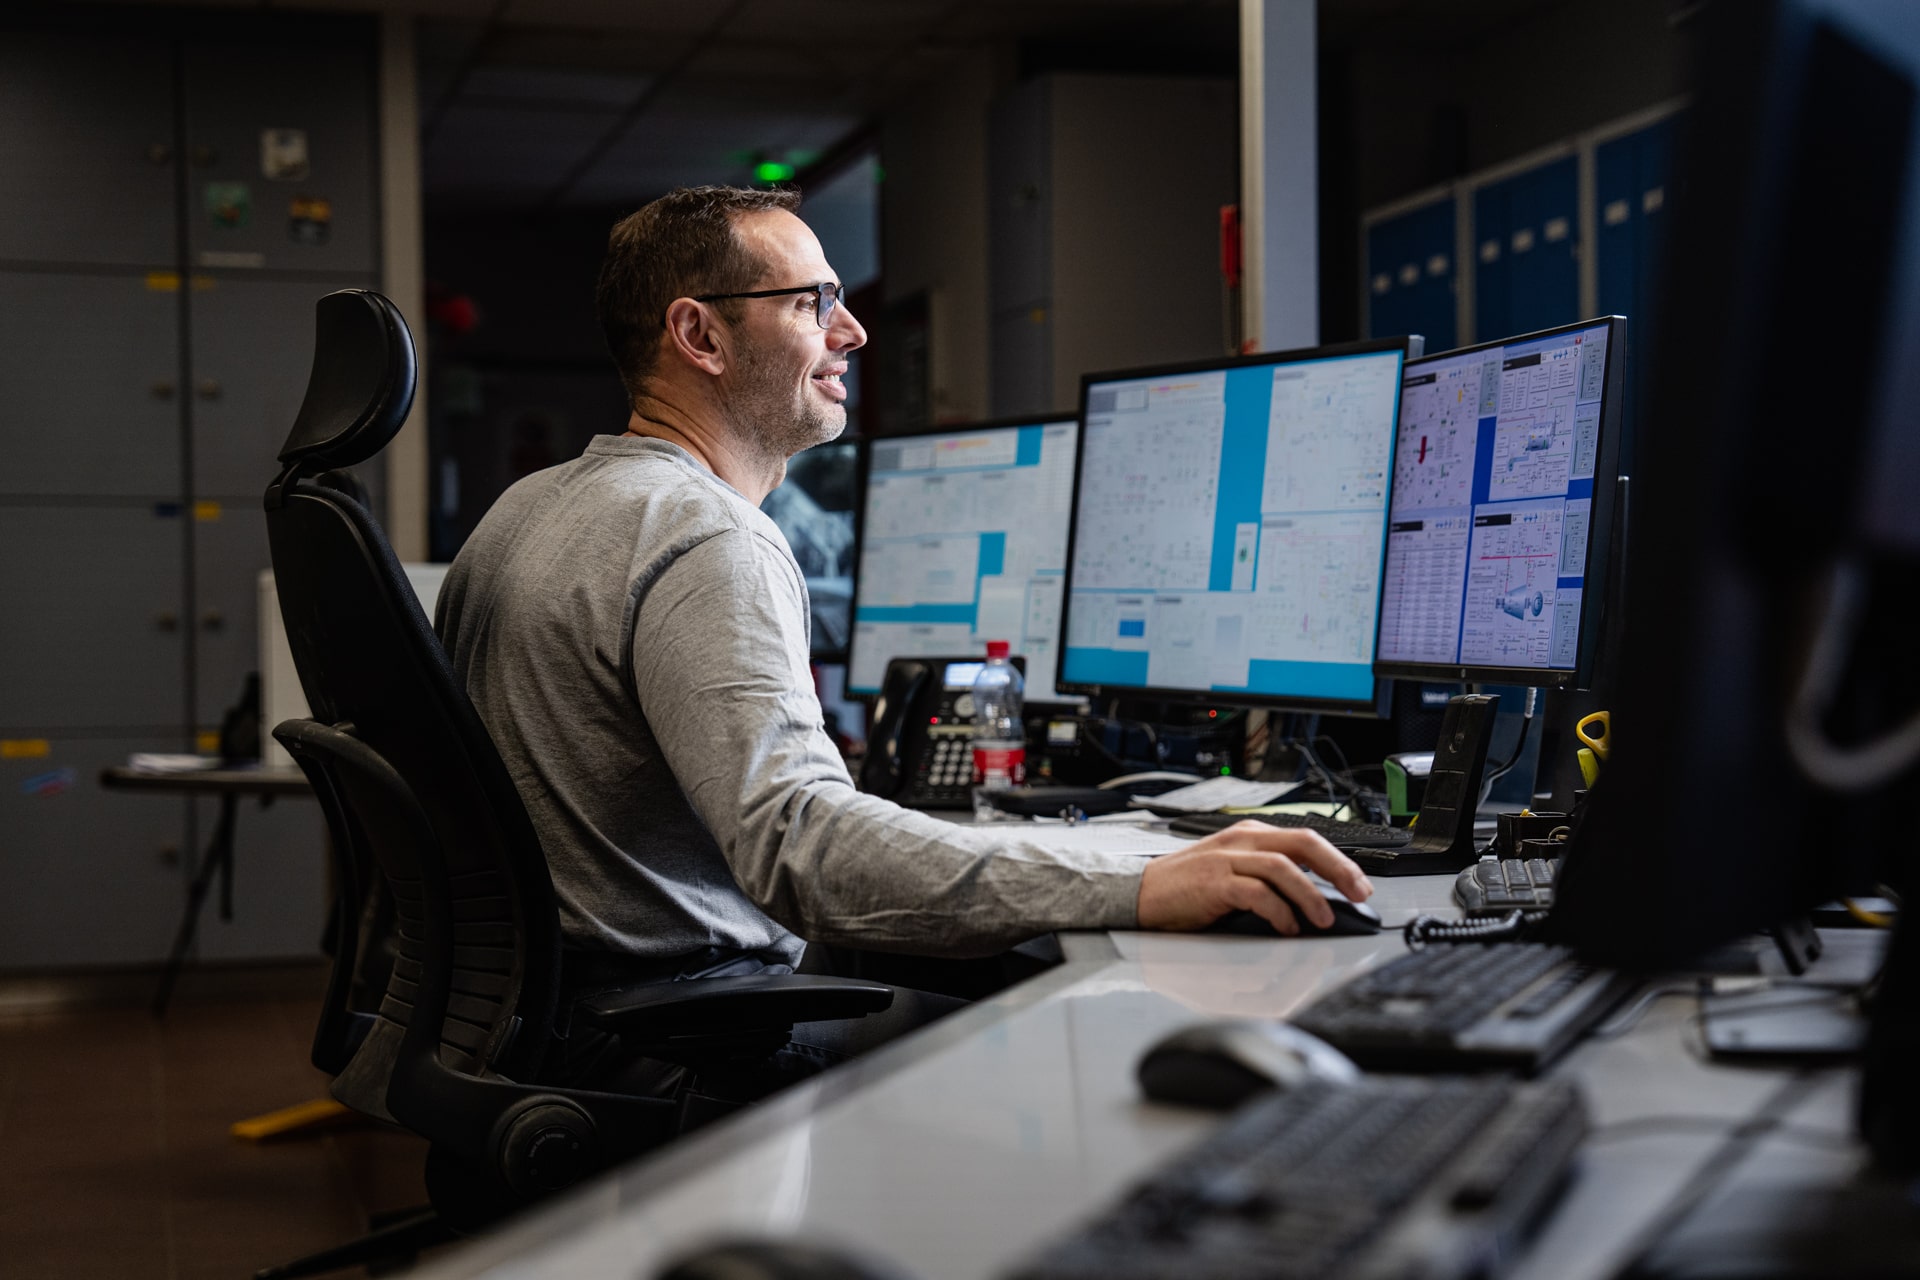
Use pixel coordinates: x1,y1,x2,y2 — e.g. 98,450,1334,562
1479,686,1539,801
1604,1070,1828,1276
1589,981,1701,1039
1843,897,1896,928
1587,1113,1856,1151
1401,911,1543,949
1785,556,1920,791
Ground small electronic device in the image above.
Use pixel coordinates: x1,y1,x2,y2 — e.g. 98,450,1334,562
1202,893,1382,938
1136,1021,1360,1108
1012,1075,1588,1280
1374,317,1627,689
1058,337,1409,716
848,418,1081,704
857,655,1024,808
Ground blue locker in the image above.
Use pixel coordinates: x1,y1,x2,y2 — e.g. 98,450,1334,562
1596,115,1677,471
1365,197,1455,350
1473,156,1579,341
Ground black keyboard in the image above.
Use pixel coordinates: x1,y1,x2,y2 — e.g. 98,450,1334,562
1291,942,1639,1074
1011,1076,1587,1280
1167,809,1414,849
1454,855,1562,914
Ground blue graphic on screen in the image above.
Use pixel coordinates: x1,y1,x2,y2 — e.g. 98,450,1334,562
1060,348,1406,706
1376,322,1611,672
849,422,1079,700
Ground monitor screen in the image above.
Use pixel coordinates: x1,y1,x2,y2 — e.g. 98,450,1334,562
760,440,858,661
1057,339,1408,713
847,419,1080,701
1374,318,1625,688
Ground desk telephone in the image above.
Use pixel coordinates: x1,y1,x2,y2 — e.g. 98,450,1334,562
858,655,1025,807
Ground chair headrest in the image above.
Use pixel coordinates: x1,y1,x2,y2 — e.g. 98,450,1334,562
277,290,417,472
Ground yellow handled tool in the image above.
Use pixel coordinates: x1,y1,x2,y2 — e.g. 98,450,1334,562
1575,710,1610,787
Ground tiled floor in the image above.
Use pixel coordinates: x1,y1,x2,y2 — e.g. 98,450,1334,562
0,990,432,1279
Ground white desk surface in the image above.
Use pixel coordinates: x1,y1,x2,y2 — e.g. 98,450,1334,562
412,872,1872,1280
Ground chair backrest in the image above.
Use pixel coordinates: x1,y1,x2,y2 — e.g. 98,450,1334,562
265,289,561,1098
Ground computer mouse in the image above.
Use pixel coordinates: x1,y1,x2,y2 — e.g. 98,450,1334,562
1137,1020,1361,1109
655,1237,912,1280
1204,891,1382,937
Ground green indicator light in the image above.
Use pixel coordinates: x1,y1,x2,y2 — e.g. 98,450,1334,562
754,161,796,182
1220,766,1231,775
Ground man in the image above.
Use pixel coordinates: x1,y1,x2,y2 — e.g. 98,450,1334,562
436,185,1371,1105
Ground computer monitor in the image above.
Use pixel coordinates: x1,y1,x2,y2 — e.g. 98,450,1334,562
1547,0,1920,1174
761,440,859,662
846,418,1081,703
1373,317,1626,689
1056,338,1409,714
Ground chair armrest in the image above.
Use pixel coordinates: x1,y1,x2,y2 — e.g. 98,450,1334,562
574,974,894,1039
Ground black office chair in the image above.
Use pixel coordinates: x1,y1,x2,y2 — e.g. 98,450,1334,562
259,289,892,1277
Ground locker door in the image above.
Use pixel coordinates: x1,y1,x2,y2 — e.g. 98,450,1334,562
0,271,183,498
1595,131,1641,319
0,33,178,268
1472,182,1513,343
191,791,328,962
0,735,189,969
0,507,188,730
192,504,273,726
1365,214,1409,340
1507,158,1579,334
1409,200,1457,352
182,41,377,275
189,277,364,499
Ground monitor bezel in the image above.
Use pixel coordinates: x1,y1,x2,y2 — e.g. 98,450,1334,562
1370,315,1628,691
766,437,861,665
845,414,1083,704
1054,336,1411,717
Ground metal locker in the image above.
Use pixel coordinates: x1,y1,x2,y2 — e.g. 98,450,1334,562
191,503,272,727
190,790,328,963
0,32,178,268
0,735,189,969
1366,197,1456,351
188,276,375,499
0,506,188,731
182,41,378,275
0,271,183,498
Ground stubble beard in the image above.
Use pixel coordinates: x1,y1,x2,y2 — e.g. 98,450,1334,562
730,328,846,459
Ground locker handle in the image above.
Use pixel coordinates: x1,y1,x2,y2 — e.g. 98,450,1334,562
190,145,218,168
151,381,176,400
196,379,222,400
148,143,173,166
155,611,180,633
201,611,225,633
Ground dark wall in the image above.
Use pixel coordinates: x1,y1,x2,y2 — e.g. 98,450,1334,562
422,207,632,558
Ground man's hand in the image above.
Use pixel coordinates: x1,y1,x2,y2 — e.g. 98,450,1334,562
1137,821,1374,936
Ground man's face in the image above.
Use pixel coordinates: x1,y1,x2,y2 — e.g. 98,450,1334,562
721,210,868,456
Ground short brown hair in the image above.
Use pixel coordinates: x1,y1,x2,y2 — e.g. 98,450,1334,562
596,185,802,399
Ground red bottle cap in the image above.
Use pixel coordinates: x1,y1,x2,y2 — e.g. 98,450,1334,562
985,640,1011,659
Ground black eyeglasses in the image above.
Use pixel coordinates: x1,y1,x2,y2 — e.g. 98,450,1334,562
693,281,846,329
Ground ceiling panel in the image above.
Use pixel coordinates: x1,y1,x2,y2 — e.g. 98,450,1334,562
424,101,624,202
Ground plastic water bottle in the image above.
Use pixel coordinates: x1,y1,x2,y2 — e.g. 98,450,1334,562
970,640,1026,820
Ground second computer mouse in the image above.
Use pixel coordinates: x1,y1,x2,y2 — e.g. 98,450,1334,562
655,1238,911,1280
1137,1020,1361,1109
1205,891,1382,937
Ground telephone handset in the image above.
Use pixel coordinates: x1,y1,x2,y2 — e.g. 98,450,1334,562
859,654,1025,807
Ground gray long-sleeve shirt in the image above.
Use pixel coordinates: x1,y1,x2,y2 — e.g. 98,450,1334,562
436,434,1144,964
